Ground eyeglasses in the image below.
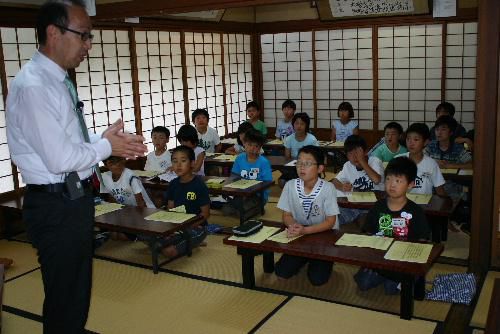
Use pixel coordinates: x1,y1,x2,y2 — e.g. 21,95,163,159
54,24,94,42
295,161,318,168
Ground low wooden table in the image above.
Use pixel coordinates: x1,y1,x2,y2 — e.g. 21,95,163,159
94,206,204,273
142,176,275,224
336,192,458,243
223,225,443,320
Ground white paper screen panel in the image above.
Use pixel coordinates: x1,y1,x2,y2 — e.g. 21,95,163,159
223,33,253,134
135,30,183,150
378,24,443,130
185,32,225,137
76,29,136,136
445,22,477,131
315,28,373,130
0,27,35,191
261,32,314,128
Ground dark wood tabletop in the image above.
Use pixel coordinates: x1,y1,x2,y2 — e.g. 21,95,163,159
223,227,443,276
204,153,295,171
94,206,204,237
486,278,500,334
142,175,275,198
336,191,458,217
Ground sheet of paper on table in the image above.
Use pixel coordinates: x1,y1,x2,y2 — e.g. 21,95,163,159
228,226,280,243
458,169,473,176
384,241,433,263
335,233,394,250
267,139,283,145
158,171,178,182
133,170,163,178
440,168,458,174
406,193,432,205
267,230,302,244
95,203,124,217
144,210,196,224
220,138,237,144
224,179,262,189
205,152,216,157
213,154,237,161
205,178,226,185
285,160,297,167
348,192,377,203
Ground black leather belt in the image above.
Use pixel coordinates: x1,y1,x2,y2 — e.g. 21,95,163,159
27,177,93,193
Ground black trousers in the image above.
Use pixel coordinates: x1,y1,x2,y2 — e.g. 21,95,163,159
23,189,94,334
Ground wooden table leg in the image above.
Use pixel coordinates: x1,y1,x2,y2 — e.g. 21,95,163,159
400,275,415,320
182,230,192,257
430,216,443,243
238,247,256,288
149,238,160,274
263,251,274,273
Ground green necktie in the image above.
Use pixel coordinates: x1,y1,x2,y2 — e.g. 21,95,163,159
63,75,103,184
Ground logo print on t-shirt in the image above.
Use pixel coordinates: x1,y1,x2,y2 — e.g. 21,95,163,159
186,192,196,200
241,168,259,180
199,138,211,151
352,176,374,191
414,176,424,189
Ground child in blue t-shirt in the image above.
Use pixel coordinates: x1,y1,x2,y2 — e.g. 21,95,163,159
331,101,359,142
284,112,319,159
222,129,272,216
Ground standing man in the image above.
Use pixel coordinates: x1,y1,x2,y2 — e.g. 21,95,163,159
6,1,147,333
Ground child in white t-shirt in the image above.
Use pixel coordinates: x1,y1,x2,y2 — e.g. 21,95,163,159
275,145,339,286
275,99,296,140
331,101,359,142
145,126,171,172
176,124,206,176
192,108,221,153
100,156,155,240
332,135,384,225
396,123,446,196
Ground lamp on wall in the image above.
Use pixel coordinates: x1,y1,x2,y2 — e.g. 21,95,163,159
83,0,96,16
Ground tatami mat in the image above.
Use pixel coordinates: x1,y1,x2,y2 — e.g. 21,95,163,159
0,239,39,280
96,234,467,321
1,311,42,334
470,271,500,329
256,296,437,334
4,259,286,334
441,229,470,260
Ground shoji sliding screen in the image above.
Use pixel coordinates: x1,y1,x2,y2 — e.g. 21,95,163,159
185,32,225,136
315,28,373,129
223,33,253,133
0,27,36,191
377,24,443,129
76,29,136,135
135,30,184,149
445,22,477,131
261,32,314,128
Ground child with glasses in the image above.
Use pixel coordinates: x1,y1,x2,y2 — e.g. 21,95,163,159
274,145,339,286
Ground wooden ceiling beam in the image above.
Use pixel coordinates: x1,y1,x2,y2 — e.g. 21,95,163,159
95,0,306,20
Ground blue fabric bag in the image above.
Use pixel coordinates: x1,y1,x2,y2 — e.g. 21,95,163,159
426,273,476,305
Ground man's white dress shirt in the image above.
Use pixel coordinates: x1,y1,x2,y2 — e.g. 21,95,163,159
6,51,111,184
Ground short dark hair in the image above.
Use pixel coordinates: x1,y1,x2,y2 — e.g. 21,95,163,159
104,155,125,164
246,101,260,111
338,101,354,118
191,108,209,122
292,112,311,133
151,126,170,138
243,128,265,147
344,135,367,153
282,99,296,111
176,124,199,146
385,156,417,183
172,145,195,161
36,0,86,46
236,122,254,146
298,145,325,166
436,102,456,116
435,115,458,133
406,123,431,141
384,121,404,134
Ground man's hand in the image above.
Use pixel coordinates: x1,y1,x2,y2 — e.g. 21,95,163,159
103,119,147,159
342,182,353,192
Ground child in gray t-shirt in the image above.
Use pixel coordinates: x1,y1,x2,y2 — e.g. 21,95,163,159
275,145,339,286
